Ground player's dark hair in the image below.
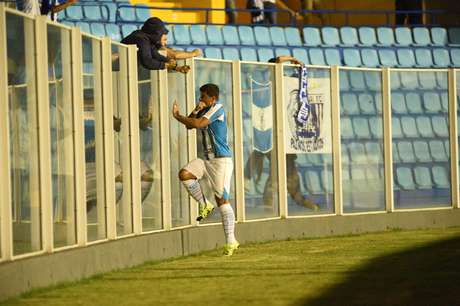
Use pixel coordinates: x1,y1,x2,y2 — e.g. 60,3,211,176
200,83,219,100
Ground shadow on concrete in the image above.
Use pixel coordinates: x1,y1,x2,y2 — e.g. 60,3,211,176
299,235,460,306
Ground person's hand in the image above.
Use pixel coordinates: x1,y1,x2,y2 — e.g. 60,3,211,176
294,12,303,22
67,0,78,4
292,59,304,66
167,58,177,69
175,65,190,74
172,100,180,118
191,49,202,57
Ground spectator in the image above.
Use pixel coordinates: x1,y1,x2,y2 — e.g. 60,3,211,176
247,0,264,24
226,0,237,24
16,0,78,20
396,0,423,25
262,0,303,25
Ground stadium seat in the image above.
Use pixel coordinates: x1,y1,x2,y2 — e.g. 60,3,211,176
258,48,275,62
222,26,240,45
340,71,350,91
340,26,359,46
413,141,431,162
401,116,418,138
423,92,442,113
321,169,334,194
369,116,383,138
238,26,256,45
416,116,434,138
341,93,360,115
448,27,460,46
392,144,401,163
284,27,302,46
364,72,381,91
432,166,449,189
361,49,379,68
90,23,106,37
135,5,150,22
76,22,91,33
392,93,406,114
395,27,413,46
341,117,354,139
358,26,377,46
205,26,223,45
431,27,448,46
254,26,272,46
451,49,460,67
375,93,383,114
341,146,350,164
222,48,240,60
399,72,419,89
324,48,341,66
436,72,448,90
105,2,117,22
377,27,395,46
418,72,437,89
378,49,398,67
83,6,103,21
121,24,138,38
274,48,291,57
353,118,371,138
415,48,434,67
349,71,366,90
396,167,415,190
432,117,449,138
397,141,416,162
432,48,451,67
392,117,403,139
440,92,448,112
190,25,207,45
396,48,416,67
414,166,432,189
65,5,83,20
390,72,402,90
61,20,74,27
204,47,222,59
269,27,287,46
343,48,361,67
303,27,322,46
173,25,191,45
430,140,448,162
358,93,376,114
118,6,136,22
413,27,431,46
348,142,367,164
105,24,121,41
405,92,423,112
304,170,323,194
292,48,309,65
308,48,326,65
322,27,340,46
365,142,382,163
165,25,174,45
240,47,258,61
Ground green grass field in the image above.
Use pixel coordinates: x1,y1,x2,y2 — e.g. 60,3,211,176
3,227,460,306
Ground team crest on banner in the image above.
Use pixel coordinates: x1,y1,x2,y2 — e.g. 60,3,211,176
284,74,332,154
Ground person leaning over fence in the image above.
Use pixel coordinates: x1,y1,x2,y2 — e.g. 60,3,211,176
16,0,78,20
121,17,201,74
244,56,319,212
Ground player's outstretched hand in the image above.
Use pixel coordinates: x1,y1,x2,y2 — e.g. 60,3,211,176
191,49,202,57
172,100,180,119
176,65,190,74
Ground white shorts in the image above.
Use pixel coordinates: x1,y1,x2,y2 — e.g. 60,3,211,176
183,157,233,200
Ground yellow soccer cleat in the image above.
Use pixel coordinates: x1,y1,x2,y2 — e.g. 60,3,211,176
196,201,214,221
223,241,240,256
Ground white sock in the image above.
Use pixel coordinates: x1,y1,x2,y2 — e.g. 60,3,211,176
182,179,206,206
219,204,236,244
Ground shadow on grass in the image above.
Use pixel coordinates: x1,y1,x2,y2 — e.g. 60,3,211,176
299,236,460,306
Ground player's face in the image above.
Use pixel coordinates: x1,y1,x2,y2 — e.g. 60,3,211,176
160,34,167,47
199,91,216,107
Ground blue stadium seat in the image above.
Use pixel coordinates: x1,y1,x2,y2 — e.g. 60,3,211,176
440,92,448,112
269,27,287,46
377,27,395,46
341,117,354,139
343,48,361,67
392,93,406,114
254,26,272,46
206,25,223,45
432,166,449,189
322,27,340,46
324,48,341,66
121,24,137,37
418,72,437,89
390,72,402,90
348,142,367,163
340,26,359,46
369,116,383,138
364,72,381,91
258,48,274,62
222,26,240,45
135,5,150,22
106,24,121,41
392,144,401,163
396,167,415,190
375,93,383,114
414,166,432,189
431,27,448,46
90,23,106,37
340,71,350,91
189,25,207,45
399,72,419,89
341,93,360,115
76,22,91,33
392,117,403,139
395,27,413,46
412,27,431,46
204,47,222,59
378,49,398,67
284,27,302,46
118,7,136,22
432,48,451,67
61,20,74,27
106,2,117,22
358,26,377,46
398,141,416,162
83,6,103,21
222,48,240,60
416,116,434,137
450,49,460,67
275,48,291,57
240,47,258,61
321,169,333,194
303,27,322,46
305,170,324,194
238,26,256,45
448,28,460,46
308,48,326,65
401,116,418,138
341,146,350,164
358,93,376,114
415,48,434,67
353,118,371,138
406,92,423,114
413,141,431,162
292,48,309,65
432,116,449,138
365,142,382,163
65,5,83,20
423,92,442,113
430,140,448,162
396,48,416,67
436,72,448,90
173,25,191,45
349,71,366,90
361,49,379,68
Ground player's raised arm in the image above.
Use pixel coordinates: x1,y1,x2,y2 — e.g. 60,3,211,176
172,100,209,129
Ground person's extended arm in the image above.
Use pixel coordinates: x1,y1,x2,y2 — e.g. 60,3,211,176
275,55,303,66
172,101,209,129
166,47,202,59
276,0,303,21
51,0,78,13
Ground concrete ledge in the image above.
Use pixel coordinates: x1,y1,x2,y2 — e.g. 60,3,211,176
1,209,460,301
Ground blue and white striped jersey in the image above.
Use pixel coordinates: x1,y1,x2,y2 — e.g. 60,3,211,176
198,102,232,159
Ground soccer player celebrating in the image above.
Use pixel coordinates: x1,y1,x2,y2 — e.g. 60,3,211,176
172,83,239,256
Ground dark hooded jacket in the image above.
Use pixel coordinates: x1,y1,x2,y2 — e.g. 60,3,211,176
121,17,169,70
